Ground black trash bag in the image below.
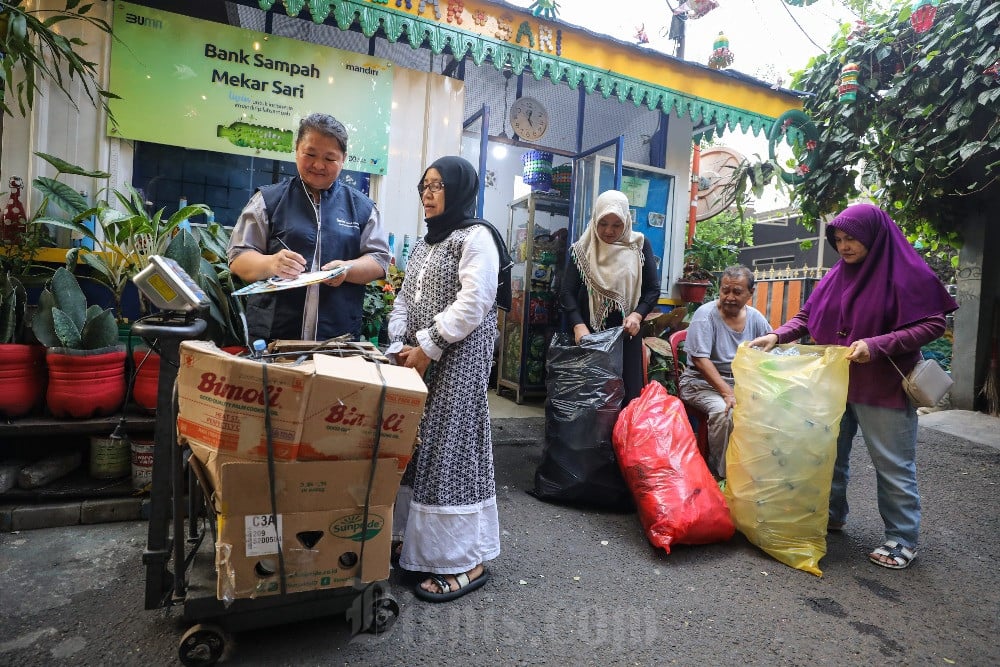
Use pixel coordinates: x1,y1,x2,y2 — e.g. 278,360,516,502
533,327,634,510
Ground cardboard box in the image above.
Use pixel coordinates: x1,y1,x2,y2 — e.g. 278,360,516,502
176,341,313,488
297,354,426,465
214,458,401,600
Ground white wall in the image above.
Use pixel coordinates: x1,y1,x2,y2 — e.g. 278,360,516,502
377,69,464,261
663,113,697,298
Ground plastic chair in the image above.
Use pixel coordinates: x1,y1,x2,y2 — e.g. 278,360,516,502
668,329,711,463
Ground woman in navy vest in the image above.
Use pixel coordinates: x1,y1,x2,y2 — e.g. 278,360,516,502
228,113,390,341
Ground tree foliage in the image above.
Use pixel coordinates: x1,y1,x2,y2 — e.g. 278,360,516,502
788,0,1000,246
0,0,118,119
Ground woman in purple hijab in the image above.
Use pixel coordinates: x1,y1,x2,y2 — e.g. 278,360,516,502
750,204,958,570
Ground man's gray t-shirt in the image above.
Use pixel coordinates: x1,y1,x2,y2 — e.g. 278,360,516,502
683,301,772,378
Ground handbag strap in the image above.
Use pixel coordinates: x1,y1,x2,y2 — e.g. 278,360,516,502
886,356,909,381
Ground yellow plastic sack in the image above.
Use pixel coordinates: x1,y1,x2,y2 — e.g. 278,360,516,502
724,343,850,576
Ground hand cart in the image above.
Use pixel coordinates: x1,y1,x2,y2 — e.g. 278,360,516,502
136,309,399,666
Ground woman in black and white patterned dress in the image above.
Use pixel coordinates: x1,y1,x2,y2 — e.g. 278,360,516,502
387,155,511,602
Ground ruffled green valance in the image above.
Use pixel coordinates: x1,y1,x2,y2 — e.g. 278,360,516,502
257,0,781,136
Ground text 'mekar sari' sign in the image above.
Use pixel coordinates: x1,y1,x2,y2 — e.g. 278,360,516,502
108,1,392,174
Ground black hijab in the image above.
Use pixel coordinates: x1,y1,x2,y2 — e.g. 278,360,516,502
420,156,513,311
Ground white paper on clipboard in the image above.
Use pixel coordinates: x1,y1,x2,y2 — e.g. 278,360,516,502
231,265,349,296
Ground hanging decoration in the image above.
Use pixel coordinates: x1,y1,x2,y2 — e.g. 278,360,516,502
635,24,650,45
909,0,940,34
838,62,860,103
528,0,560,21
783,0,820,5
521,150,554,192
767,109,820,185
1,176,28,244
707,31,734,70
847,20,869,41
674,0,719,19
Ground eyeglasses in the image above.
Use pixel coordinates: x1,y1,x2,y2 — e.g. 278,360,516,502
417,181,445,197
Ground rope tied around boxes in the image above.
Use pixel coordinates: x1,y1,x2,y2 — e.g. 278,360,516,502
259,351,288,596
256,339,391,595
353,357,388,588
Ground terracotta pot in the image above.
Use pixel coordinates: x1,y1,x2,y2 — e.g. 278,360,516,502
131,348,161,413
0,344,47,418
677,281,710,304
46,346,127,418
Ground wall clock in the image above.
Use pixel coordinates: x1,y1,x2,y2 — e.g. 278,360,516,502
509,96,549,142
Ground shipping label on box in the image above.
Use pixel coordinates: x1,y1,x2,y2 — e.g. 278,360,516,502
297,355,427,464
243,514,283,557
176,341,311,465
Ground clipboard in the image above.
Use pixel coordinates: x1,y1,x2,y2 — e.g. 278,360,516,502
231,265,349,296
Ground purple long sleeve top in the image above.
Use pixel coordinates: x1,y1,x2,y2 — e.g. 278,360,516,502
773,300,947,410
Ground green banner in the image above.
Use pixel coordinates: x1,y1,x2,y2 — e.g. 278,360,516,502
108,2,392,175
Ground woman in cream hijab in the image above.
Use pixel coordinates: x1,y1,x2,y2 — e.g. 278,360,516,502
559,190,661,403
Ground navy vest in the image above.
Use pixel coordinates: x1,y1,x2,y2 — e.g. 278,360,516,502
244,177,374,341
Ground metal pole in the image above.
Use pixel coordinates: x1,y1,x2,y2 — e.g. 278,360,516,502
688,142,700,248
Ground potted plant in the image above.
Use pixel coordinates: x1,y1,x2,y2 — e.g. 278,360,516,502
35,182,211,323
31,266,124,418
362,264,403,344
0,271,46,417
185,220,249,350
2,153,109,289
676,258,714,304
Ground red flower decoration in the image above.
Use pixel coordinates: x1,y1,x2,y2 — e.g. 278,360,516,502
806,140,817,150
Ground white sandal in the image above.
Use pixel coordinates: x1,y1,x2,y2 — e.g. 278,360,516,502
869,540,917,569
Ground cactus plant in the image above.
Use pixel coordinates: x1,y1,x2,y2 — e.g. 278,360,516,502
0,272,29,344
32,267,118,350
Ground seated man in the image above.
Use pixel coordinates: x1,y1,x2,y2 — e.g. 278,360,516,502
678,265,771,478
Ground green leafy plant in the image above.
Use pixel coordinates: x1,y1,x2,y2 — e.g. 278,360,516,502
35,182,210,320
787,0,999,248
31,266,117,350
646,347,679,396
0,271,28,344
0,0,119,119
682,237,737,281
162,223,248,347
361,264,403,339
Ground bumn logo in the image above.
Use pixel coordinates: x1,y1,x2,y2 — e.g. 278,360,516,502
125,12,163,30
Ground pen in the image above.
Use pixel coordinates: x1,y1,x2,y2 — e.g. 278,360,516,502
275,236,293,252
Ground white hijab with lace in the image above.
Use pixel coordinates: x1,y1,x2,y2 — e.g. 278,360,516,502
570,190,645,331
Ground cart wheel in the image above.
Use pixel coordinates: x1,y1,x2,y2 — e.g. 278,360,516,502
367,590,400,635
178,623,228,666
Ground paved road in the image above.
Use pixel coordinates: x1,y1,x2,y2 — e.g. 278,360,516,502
1,420,998,666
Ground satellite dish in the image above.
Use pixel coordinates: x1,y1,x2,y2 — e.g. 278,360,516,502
696,146,745,221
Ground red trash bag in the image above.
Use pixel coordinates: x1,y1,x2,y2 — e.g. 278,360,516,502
612,382,735,553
